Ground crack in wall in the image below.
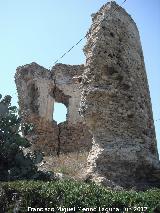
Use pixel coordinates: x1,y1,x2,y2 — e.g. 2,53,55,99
57,124,61,157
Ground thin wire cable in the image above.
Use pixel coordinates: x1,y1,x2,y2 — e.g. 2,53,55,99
49,0,127,69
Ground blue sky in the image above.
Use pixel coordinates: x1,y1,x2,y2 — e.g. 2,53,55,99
0,0,159,154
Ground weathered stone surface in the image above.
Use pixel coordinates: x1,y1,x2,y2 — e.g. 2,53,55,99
15,1,160,188
80,1,160,188
58,122,91,153
15,62,92,154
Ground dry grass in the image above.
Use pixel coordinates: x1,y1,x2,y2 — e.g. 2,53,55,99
38,151,89,179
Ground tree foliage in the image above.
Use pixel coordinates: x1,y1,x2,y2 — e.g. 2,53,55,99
0,94,51,181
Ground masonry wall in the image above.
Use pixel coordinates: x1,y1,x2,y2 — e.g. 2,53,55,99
79,1,160,188
15,62,92,154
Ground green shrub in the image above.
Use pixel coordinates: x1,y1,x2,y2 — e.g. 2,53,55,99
0,94,52,181
0,180,160,212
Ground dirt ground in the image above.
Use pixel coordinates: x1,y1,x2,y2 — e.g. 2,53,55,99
38,151,89,180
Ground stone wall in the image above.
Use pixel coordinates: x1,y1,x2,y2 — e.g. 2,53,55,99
15,62,92,154
80,1,160,188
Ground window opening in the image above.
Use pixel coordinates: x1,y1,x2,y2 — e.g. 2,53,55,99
53,102,67,124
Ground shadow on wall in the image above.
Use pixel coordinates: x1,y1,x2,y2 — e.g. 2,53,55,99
28,82,39,114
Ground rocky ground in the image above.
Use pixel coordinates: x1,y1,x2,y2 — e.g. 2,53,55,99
37,151,89,180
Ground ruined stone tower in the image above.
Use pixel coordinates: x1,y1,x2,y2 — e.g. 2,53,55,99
80,1,160,188
15,1,160,188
